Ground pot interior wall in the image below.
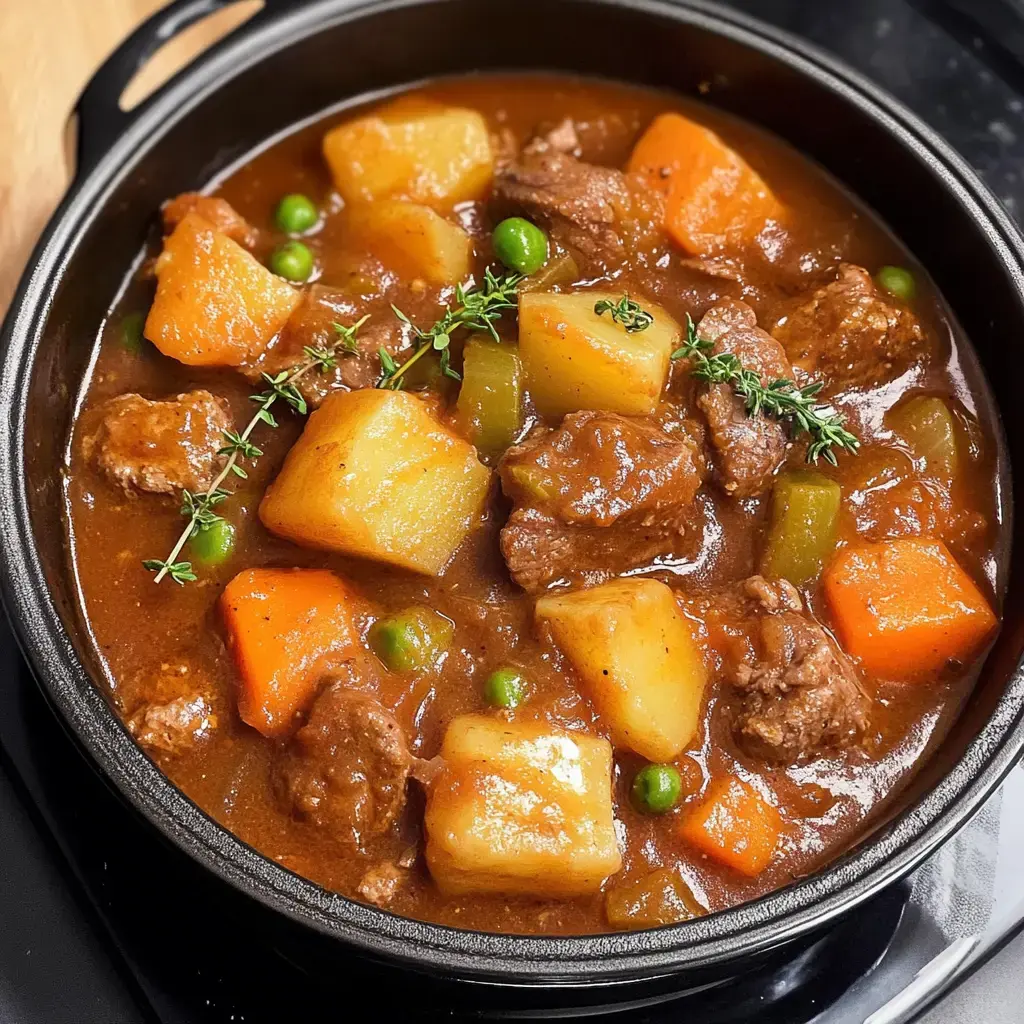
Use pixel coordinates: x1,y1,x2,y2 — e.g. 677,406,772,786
25,0,1024,913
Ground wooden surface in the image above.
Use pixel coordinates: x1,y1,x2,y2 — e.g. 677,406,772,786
0,0,262,313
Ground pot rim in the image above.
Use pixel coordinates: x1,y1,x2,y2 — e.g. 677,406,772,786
2,0,1024,983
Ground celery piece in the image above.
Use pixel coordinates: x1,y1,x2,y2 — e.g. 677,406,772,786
457,337,523,455
519,251,580,293
760,469,841,586
888,396,958,481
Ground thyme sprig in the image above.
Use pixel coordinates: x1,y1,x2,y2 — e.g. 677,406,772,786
672,313,859,466
143,315,370,584
378,268,524,389
594,293,653,333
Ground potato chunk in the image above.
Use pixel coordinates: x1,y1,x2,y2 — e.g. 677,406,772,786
343,201,471,285
259,390,490,575
536,578,706,761
145,212,301,366
323,104,493,208
425,715,621,897
518,290,680,417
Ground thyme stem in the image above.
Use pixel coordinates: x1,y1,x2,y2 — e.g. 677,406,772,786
673,313,860,465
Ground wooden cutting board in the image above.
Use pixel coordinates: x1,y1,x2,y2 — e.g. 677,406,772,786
0,0,261,314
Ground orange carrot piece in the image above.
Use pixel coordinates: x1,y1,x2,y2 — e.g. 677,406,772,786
144,211,300,367
162,193,256,247
679,777,783,877
627,112,783,255
220,568,361,737
824,538,997,679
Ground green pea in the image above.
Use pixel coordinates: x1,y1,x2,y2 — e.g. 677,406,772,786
121,311,146,353
875,265,916,302
631,764,682,814
492,217,549,275
190,519,235,565
269,240,314,282
369,607,454,673
274,193,320,235
483,667,526,709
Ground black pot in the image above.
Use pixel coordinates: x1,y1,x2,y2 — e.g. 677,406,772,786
2,0,1024,1006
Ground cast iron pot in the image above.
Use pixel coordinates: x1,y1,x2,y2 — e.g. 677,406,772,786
3,0,1024,1005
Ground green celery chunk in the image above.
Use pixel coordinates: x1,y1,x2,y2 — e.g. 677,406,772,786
519,251,580,293
369,607,454,673
457,337,523,455
760,469,841,585
888,395,958,481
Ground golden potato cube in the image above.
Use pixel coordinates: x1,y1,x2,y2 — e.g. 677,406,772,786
536,578,707,761
145,211,301,366
259,390,490,575
322,105,493,208
518,290,680,417
425,715,621,897
343,201,472,285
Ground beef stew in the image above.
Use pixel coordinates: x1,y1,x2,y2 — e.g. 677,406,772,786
64,75,1006,936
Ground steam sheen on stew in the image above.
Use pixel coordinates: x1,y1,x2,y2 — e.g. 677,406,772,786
65,76,1006,935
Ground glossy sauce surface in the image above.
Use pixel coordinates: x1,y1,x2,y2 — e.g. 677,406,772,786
66,75,1006,934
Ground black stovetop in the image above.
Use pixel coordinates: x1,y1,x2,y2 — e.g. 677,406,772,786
4,2,1024,1022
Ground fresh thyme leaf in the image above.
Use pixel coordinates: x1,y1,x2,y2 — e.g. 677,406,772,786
439,346,461,381
144,315,370,584
218,430,263,460
142,559,197,586
304,345,337,372
380,268,523,389
331,314,369,355
594,293,654,333
672,313,859,466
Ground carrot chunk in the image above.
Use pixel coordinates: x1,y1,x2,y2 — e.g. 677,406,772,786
679,777,783,877
145,211,300,367
220,568,361,737
823,538,997,679
627,112,783,255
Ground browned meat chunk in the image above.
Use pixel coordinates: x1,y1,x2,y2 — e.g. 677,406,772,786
85,391,230,495
694,300,791,498
275,685,413,847
773,263,927,393
499,412,705,591
128,694,217,756
246,286,407,405
743,574,802,613
731,576,870,762
493,125,661,272
357,861,408,907
162,192,256,247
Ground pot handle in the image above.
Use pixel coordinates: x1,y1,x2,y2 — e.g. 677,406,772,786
73,0,275,176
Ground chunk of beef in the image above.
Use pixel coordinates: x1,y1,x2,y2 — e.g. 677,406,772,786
501,505,697,593
495,149,629,260
357,861,410,907
742,574,802,613
85,391,230,495
162,192,256,248
275,685,413,847
526,117,581,156
731,576,870,762
493,126,662,272
772,263,927,394
694,301,790,498
247,286,409,405
498,412,705,591
128,694,217,756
